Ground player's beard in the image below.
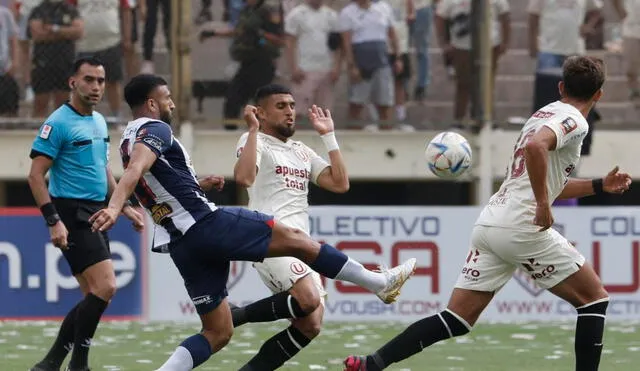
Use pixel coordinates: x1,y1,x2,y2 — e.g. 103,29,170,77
275,123,295,138
160,110,173,125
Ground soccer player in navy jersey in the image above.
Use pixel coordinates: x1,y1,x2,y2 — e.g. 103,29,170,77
89,74,417,371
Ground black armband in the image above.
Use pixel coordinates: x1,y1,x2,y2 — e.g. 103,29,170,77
40,202,61,226
592,178,604,195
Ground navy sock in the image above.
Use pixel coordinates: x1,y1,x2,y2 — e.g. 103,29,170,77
309,243,348,279
181,333,213,368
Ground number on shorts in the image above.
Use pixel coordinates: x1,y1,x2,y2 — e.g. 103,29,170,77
508,130,536,179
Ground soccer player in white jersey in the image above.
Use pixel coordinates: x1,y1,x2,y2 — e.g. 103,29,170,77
229,84,349,370
344,56,633,371
89,74,416,371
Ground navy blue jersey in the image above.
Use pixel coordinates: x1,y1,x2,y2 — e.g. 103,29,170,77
120,118,217,247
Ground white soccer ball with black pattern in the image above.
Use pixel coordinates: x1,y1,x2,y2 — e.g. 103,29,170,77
425,132,472,179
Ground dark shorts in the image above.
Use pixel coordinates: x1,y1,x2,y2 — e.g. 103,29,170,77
168,207,274,315
32,60,73,94
78,43,124,83
53,198,111,276
0,74,19,115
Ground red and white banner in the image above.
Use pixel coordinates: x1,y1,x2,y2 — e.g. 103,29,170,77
148,207,640,322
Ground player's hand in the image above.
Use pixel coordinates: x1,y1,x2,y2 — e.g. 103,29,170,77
89,207,120,233
243,105,260,131
199,175,225,192
308,105,334,135
533,203,554,232
603,166,632,194
49,221,69,250
122,205,145,232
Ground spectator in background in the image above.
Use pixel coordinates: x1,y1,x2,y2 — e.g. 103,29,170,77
435,0,510,131
15,0,39,104
613,0,640,106
29,0,84,118
411,0,433,101
141,0,169,74
121,0,141,81
74,0,127,120
0,2,19,116
339,0,402,131
200,0,285,130
388,0,415,129
284,0,341,118
527,0,602,71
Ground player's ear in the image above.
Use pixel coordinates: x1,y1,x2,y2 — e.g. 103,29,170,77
557,81,565,98
592,88,603,103
256,105,266,121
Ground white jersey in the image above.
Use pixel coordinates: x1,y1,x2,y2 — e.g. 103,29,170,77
121,118,217,248
235,132,330,232
476,101,589,231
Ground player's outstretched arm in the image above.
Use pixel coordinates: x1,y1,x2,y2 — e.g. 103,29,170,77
234,106,261,187
557,166,632,199
89,143,157,232
309,105,350,193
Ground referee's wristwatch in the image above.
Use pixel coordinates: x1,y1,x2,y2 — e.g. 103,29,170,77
45,213,61,227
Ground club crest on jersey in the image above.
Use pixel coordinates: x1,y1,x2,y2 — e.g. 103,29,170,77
150,203,173,224
290,262,308,275
294,148,309,162
560,117,578,134
40,124,52,139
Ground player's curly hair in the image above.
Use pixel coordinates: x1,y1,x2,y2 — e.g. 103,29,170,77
562,56,606,101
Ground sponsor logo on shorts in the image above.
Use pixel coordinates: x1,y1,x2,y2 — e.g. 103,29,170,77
290,262,307,275
192,295,213,306
150,203,173,224
513,270,545,297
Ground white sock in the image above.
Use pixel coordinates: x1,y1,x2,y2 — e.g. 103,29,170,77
156,346,194,371
334,258,387,293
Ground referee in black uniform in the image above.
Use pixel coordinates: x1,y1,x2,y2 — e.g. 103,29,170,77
27,57,144,371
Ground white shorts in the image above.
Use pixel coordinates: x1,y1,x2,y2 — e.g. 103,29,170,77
455,225,586,292
253,257,327,300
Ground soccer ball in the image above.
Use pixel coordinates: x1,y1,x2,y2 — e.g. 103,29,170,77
425,132,472,179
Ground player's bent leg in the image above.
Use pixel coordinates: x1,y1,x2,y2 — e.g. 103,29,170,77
232,274,320,327
345,288,488,371
548,262,609,371
156,299,233,371
238,280,325,371
267,222,416,304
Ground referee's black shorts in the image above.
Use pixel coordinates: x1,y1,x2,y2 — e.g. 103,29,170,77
53,198,111,275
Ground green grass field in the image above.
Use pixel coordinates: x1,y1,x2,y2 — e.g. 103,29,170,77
1,321,638,370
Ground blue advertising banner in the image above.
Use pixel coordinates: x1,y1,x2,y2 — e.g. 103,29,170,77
0,208,146,320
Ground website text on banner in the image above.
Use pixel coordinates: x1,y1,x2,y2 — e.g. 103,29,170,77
0,209,146,320
146,206,640,323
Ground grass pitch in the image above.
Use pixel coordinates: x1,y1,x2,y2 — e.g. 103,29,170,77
1,321,638,370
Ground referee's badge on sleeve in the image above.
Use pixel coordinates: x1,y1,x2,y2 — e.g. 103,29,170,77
40,124,52,140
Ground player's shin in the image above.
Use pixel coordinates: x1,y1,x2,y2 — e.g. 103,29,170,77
575,298,609,371
308,244,386,293
238,326,311,371
232,291,312,327
367,309,472,370
156,334,213,371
